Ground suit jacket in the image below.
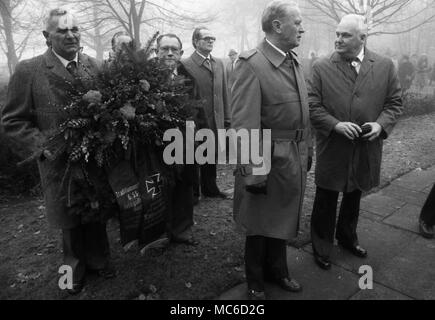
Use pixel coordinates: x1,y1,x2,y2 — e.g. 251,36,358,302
309,49,403,192
231,39,311,240
181,51,230,133
1,49,100,229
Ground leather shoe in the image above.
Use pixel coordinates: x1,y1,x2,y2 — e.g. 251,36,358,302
66,282,85,295
203,191,228,199
247,290,266,300
338,242,368,258
276,277,302,293
88,266,117,279
419,218,434,239
314,255,331,270
172,235,199,246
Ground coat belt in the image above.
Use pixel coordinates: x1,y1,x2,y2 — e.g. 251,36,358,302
270,129,308,142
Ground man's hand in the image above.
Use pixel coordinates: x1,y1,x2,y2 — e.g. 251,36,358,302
334,122,362,140
246,181,267,195
43,150,56,161
362,122,383,141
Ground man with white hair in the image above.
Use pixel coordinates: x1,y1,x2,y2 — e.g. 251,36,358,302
2,9,115,295
231,0,311,300
309,14,403,270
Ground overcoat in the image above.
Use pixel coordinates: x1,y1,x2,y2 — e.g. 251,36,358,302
231,39,311,240
2,49,100,229
181,51,230,133
309,50,403,192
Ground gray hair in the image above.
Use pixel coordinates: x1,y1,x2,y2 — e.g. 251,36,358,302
261,0,299,33
45,8,70,31
339,14,368,35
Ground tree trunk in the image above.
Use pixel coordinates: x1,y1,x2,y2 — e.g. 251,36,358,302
0,0,19,75
92,6,104,61
130,0,141,48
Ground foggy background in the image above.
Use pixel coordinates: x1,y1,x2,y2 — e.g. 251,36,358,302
1,0,435,78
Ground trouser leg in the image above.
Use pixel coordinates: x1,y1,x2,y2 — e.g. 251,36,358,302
420,183,435,227
200,164,219,195
310,187,339,259
83,222,110,270
245,236,267,292
264,238,288,280
336,189,362,246
62,226,86,284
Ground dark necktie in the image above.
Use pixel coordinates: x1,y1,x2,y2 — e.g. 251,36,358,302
66,61,79,79
285,52,294,68
203,58,212,72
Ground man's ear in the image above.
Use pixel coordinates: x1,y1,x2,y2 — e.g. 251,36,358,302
180,49,184,58
272,20,282,33
360,33,367,42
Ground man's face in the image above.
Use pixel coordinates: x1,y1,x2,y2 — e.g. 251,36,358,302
229,53,238,63
276,8,304,51
195,29,216,55
335,22,365,58
157,36,183,69
44,13,81,60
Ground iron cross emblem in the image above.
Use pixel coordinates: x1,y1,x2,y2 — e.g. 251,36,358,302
146,174,162,198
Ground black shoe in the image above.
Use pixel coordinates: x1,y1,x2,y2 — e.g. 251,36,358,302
247,289,266,300
338,242,368,258
419,218,434,239
314,255,331,270
172,235,199,246
88,266,117,279
66,281,85,295
203,191,228,199
276,277,302,293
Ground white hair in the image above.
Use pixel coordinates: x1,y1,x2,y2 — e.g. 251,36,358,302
339,14,368,35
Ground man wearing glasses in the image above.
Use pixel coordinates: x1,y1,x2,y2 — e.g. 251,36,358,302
181,27,231,201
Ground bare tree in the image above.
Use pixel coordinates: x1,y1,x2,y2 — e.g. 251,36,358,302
0,0,42,74
63,0,214,49
302,0,435,36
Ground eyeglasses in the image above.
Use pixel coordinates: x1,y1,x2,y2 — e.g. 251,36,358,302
200,36,216,42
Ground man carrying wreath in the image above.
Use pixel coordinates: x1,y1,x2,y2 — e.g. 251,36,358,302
1,9,115,295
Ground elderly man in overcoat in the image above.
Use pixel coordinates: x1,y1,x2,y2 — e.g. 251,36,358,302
1,9,115,294
309,14,403,270
181,27,231,200
231,1,312,300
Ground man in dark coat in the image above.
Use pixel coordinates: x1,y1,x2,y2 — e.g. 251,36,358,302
181,27,231,199
225,49,239,98
308,14,403,270
156,33,199,246
1,9,115,294
231,1,311,300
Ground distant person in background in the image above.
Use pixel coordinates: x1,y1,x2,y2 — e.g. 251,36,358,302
108,31,133,62
398,55,415,94
226,49,239,97
415,54,431,90
419,184,435,239
429,62,435,86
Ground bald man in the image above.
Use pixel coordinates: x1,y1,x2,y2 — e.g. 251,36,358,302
308,14,403,270
2,9,115,295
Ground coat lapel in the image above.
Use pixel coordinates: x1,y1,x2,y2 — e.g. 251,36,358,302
44,49,75,83
354,49,375,91
191,51,213,73
330,52,358,89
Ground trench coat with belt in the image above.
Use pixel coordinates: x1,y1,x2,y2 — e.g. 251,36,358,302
309,50,403,193
1,49,100,229
231,40,311,241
